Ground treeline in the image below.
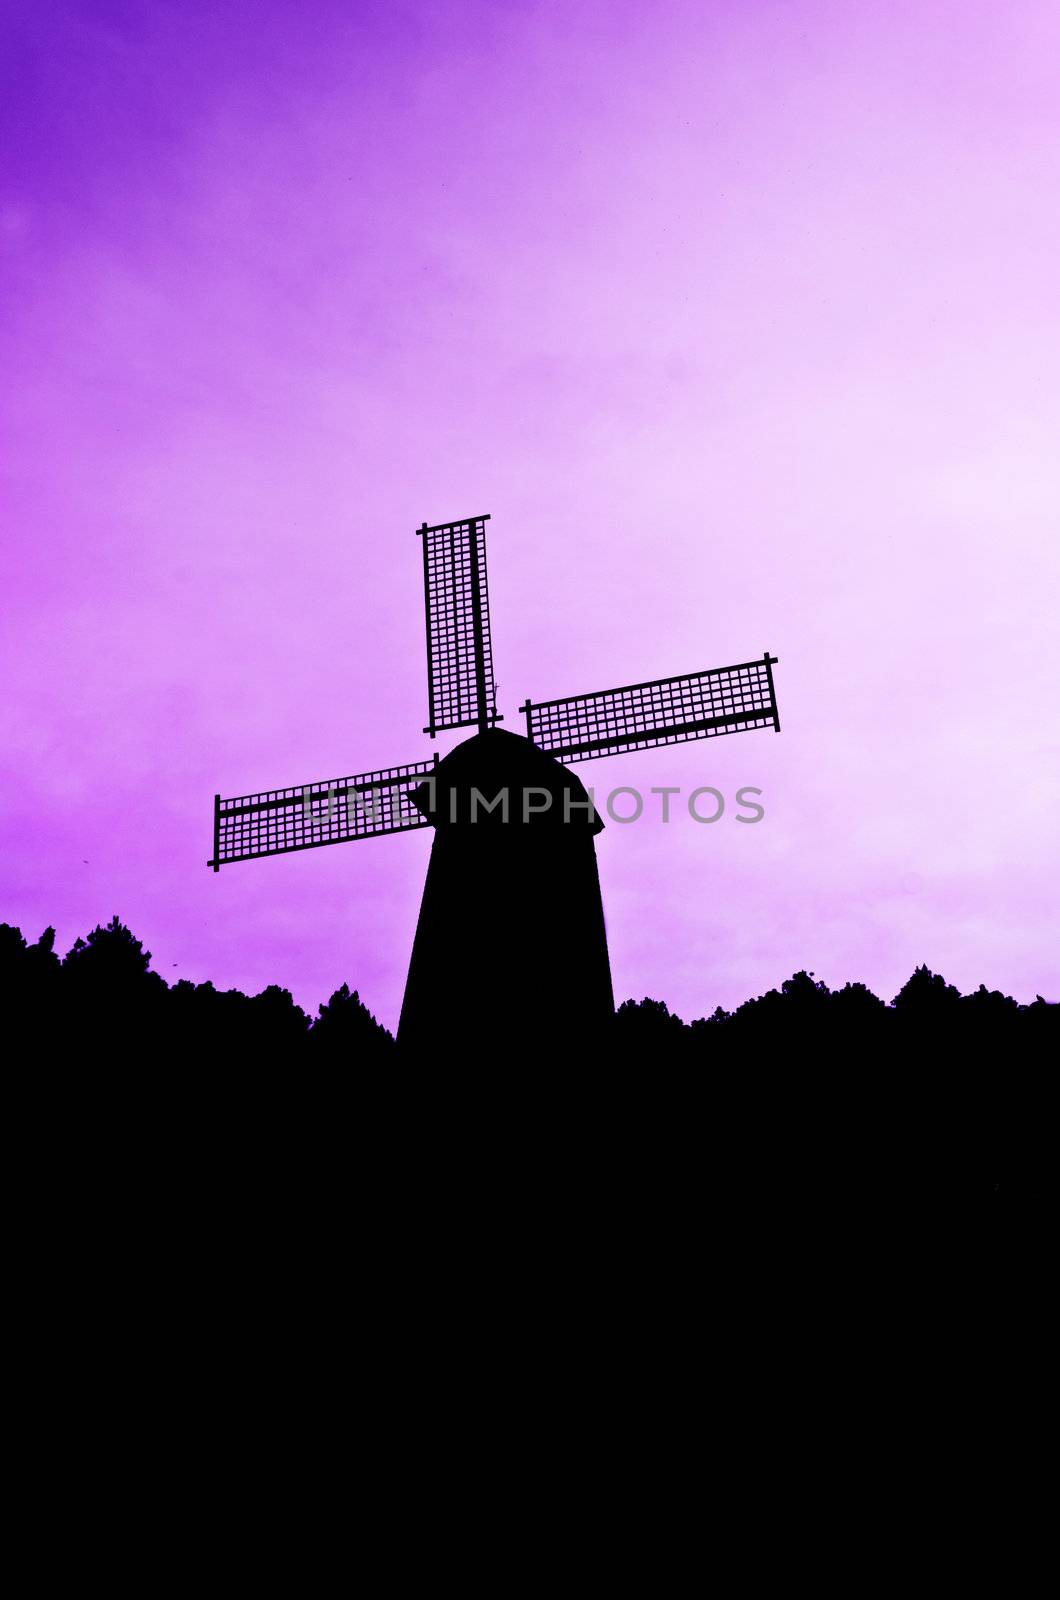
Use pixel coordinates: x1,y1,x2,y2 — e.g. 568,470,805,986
0,915,395,1060
2,914,1055,1067
615,965,1058,1057
6,914,1045,1258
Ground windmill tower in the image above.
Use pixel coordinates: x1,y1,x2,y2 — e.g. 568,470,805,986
208,513,781,1052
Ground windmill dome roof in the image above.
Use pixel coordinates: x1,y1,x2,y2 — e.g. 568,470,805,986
411,727,603,832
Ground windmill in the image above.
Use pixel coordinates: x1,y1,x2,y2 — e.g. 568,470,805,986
208,513,780,1052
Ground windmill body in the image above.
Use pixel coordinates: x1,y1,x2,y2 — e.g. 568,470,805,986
208,513,781,1050
397,727,612,1054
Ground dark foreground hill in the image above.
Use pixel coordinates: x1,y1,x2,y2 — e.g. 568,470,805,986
5,911,1048,1500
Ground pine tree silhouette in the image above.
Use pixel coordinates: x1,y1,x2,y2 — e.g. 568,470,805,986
311,983,395,1060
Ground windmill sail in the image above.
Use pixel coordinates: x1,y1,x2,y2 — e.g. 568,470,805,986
417,514,500,737
520,655,780,764
208,755,440,870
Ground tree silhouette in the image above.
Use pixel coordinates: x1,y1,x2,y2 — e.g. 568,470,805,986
63,914,154,979
311,983,395,1061
892,963,962,1014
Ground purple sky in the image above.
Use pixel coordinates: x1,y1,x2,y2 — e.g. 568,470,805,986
3,0,1058,1028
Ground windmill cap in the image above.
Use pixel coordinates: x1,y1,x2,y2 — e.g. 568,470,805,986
411,727,604,832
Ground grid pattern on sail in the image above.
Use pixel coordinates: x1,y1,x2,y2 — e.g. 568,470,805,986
523,657,779,763
210,757,438,867
420,516,497,734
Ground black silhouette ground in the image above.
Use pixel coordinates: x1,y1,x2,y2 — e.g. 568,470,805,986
8,910,1045,1504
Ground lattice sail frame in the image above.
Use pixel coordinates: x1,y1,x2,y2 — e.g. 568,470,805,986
209,756,439,869
520,655,780,764
417,514,500,737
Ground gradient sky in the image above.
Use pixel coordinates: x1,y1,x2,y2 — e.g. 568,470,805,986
2,0,1058,1028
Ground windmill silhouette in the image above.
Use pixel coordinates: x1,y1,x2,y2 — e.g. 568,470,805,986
208,513,780,1052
